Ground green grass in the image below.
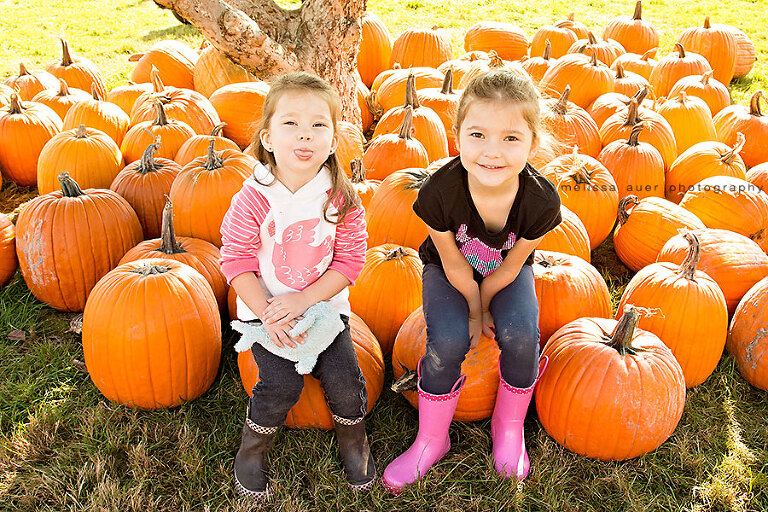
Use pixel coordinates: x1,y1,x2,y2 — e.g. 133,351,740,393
2,0,768,510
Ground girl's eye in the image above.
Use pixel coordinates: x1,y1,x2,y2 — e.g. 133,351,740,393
469,132,483,138
505,136,519,142
284,120,297,126
313,122,328,128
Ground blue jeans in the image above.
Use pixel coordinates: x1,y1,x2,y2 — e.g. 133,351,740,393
420,263,540,394
247,315,368,427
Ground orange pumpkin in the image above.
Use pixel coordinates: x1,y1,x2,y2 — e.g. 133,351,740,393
336,120,365,177
2,62,59,101
174,122,241,167
0,94,62,186
746,162,768,191
562,12,590,40
349,159,381,211
677,16,736,85
15,172,143,311
521,41,556,86
602,1,659,55
533,251,611,347
649,43,712,98
63,84,131,146
391,26,452,69
713,91,768,168
538,205,591,262
540,85,602,158
121,100,196,164
531,23,578,59
0,212,16,287
363,107,429,181
375,67,444,113
106,81,153,116
536,305,686,461
613,195,705,272
37,124,123,195
610,48,658,81
31,78,91,120
416,68,462,156
45,38,107,100
655,92,716,154
568,32,626,67
237,313,385,429
209,81,270,149
617,232,727,387
539,52,615,109
193,44,258,98
611,63,650,97
357,12,393,88
83,258,221,409
392,306,501,421
355,76,375,133
169,141,256,247
365,167,431,251
727,276,768,391
455,51,529,90
110,139,182,239
598,121,665,200
463,21,529,61
668,71,730,117
721,24,757,79
130,40,198,90
586,89,643,130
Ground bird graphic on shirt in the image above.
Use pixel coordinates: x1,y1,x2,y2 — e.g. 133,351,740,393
455,224,516,277
269,218,333,289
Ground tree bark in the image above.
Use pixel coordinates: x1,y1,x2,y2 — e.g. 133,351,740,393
153,0,365,124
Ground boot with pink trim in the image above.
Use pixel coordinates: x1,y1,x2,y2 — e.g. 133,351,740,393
491,356,548,480
382,360,466,495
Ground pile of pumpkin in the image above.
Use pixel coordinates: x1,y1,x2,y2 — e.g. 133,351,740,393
2,1,768,461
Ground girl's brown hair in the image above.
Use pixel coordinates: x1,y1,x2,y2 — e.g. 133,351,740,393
455,70,549,153
249,72,359,224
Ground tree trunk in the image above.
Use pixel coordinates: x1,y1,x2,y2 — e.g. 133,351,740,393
153,0,365,124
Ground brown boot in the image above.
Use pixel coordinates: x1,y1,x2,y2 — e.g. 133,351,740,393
333,415,376,491
234,405,279,501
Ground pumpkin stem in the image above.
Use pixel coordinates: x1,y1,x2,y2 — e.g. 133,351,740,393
627,121,644,147
587,32,598,45
676,231,701,281
589,49,598,67
59,38,73,66
543,40,552,60
633,0,642,20
138,137,162,174
488,51,504,68
606,305,641,355
204,138,224,170
678,90,688,105
633,86,650,105
58,171,85,197
615,62,626,79
749,91,763,117
403,72,418,108
210,122,226,137
75,124,88,139
18,62,30,76
350,159,367,183
57,78,70,97
441,67,454,95
623,98,641,126
153,100,169,126
131,263,172,276
641,48,657,61
151,66,166,93
8,93,24,114
404,168,431,190
90,82,103,101
617,195,639,225
537,253,558,268
365,91,384,120
675,42,686,59
721,132,746,165
701,70,712,85
384,247,408,261
159,198,186,254
398,106,414,140
703,16,711,30
553,85,571,115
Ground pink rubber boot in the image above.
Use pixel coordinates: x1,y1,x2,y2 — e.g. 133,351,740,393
382,361,466,495
491,356,548,480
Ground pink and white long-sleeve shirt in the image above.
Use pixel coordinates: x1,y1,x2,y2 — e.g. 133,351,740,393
220,163,367,320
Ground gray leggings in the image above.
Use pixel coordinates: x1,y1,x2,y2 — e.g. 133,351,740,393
420,263,540,394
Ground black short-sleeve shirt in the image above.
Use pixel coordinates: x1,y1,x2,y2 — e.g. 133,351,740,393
413,157,562,280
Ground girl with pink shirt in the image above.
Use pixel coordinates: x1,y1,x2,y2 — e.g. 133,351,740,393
219,72,372,502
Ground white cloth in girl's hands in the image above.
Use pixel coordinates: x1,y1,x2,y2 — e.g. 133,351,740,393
232,301,344,374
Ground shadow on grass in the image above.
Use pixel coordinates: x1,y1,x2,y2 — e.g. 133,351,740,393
141,23,200,42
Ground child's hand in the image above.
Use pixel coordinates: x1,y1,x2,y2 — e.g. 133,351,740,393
468,314,483,350
263,318,305,348
262,292,312,325
482,310,495,339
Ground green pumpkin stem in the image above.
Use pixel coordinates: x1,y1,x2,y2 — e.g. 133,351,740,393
58,171,85,197
617,195,639,226
606,305,641,355
676,231,701,281
60,38,73,66
159,198,186,254
204,138,224,170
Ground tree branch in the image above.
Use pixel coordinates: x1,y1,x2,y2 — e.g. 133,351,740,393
227,0,290,39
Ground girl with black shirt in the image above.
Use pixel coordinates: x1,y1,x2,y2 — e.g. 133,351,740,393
382,70,562,494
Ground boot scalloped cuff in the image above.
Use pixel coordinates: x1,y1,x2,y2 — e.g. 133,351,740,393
498,356,549,392
332,414,364,426
234,473,270,500
246,417,280,435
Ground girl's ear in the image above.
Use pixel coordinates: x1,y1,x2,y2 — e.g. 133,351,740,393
453,126,460,152
330,133,339,155
528,137,539,159
259,129,271,151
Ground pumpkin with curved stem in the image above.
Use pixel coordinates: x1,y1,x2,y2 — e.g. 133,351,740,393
679,175,768,253
464,21,529,61
538,205,591,262
658,228,768,315
2,62,59,101
193,44,258,98
437,57,477,89
0,213,16,288
617,232,727,387
111,139,182,239
375,67,445,113
536,305,686,460
533,251,611,347
668,71,730,117
522,41,555,86
611,48,657,81
106,81,153,116
365,167,431,251
357,12,393,88
665,135,747,204
363,108,429,181
209,81,270,149
15,172,143,311
83,258,221,409
540,85,602,158
174,123,240,167
130,40,198,90
598,122,665,200
46,38,107,100
649,43,712,98
677,17,736,85
32,78,91,120
727,277,768,391
121,100,196,164
349,244,422,355
539,52,615,109
237,313,384,429
119,199,227,310
540,150,619,250
37,124,123,195
169,140,256,247
391,26,452,69
586,88,648,130
393,306,501,421
568,32,626,67
416,68,462,156
63,83,131,146
611,63,650,97
602,1,659,55
349,159,381,211
0,94,62,187
713,91,768,168
613,195,705,272
531,22,578,59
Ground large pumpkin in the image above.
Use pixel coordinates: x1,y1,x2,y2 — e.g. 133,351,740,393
0,213,16,287
349,244,422,355
2,63,58,101
713,91,768,168
677,16,736,85
602,1,659,56
83,258,221,409
120,100,196,164
598,121,665,200
363,108,429,181
129,40,198,90
536,305,686,460
392,306,501,422
237,313,385,429
649,43,712,99
727,276,768,391
15,172,143,311
46,38,107,100
463,21,529,61
31,78,92,120
668,71,730,117
539,52,616,109
357,12,393,88
537,205,591,262
62,84,131,146
390,27,452,69
540,85,602,158
209,81,270,149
